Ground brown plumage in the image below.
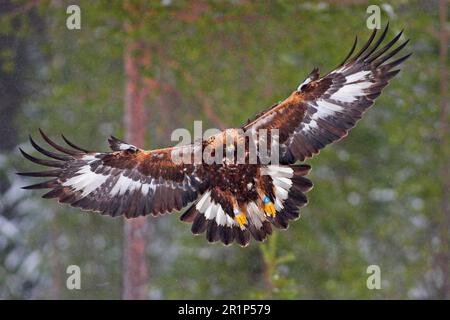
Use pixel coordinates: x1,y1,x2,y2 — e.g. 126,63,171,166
19,24,410,246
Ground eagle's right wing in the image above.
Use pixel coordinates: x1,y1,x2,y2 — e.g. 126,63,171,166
18,130,205,218
244,24,411,164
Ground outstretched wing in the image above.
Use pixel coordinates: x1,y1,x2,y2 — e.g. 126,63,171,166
18,130,204,218
244,24,411,163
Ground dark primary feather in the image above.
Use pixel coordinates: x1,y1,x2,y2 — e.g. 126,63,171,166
17,169,61,177
39,128,81,156
61,133,90,153
337,35,358,67
29,135,71,161
19,148,64,168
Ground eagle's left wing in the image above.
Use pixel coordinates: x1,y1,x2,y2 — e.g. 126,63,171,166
18,130,204,218
244,24,411,164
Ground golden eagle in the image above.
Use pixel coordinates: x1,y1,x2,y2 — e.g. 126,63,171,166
19,25,410,246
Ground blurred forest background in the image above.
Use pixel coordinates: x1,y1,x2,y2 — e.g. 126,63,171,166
0,0,448,299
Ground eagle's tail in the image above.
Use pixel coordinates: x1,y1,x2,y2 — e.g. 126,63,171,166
265,164,313,230
180,164,313,247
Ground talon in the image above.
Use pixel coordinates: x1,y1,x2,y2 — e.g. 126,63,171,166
263,196,276,217
234,209,247,228
235,214,247,227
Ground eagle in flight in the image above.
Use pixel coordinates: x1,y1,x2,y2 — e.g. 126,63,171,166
19,25,410,246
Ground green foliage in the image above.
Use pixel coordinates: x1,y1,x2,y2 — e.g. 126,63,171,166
256,233,298,299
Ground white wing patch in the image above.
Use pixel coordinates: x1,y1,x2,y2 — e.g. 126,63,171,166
329,81,372,103
196,191,236,227
261,165,294,211
272,176,292,190
293,70,375,139
246,202,265,229
274,185,289,201
344,70,371,83
204,203,216,220
261,165,294,178
61,152,165,199
109,174,146,196
196,191,211,212
329,70,374,103
311,100,344,119
62,165,108,197
215,205,227,226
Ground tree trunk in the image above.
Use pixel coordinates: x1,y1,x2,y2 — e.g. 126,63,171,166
122,38,149,300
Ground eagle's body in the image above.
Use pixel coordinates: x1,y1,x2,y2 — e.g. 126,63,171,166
19,25,410,246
